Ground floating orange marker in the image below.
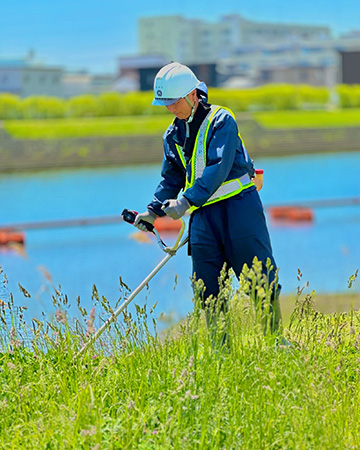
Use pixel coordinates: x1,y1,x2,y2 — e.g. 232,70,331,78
0,229,25,246
130,231,152,244
154,216,182,233
268,206,314,223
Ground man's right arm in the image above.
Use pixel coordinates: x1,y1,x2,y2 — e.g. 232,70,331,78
147,143,186,217
134,139,186,231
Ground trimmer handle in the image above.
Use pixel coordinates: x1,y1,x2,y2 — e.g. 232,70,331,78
121,209,154,232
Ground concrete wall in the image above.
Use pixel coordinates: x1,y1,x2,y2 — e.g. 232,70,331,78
1,120,360,173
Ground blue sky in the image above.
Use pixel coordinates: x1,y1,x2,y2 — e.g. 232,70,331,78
0,0,359,73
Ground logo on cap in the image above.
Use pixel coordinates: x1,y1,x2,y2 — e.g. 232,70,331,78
157,90,162,97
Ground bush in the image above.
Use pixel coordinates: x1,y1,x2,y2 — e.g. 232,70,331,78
1,85,360,121
208,88,254,112
121,91,156,115
337,84,360,108
298,85,329,108
0,94,22,119
66,95,98,118
96,93,125,117
19,96,66,119
209,85,328,112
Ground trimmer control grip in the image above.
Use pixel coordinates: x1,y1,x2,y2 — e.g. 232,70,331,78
121,209,154,232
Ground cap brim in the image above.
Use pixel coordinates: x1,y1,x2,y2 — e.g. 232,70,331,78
152,98,180,106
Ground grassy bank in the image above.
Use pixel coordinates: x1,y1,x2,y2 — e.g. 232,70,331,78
280,291,360,325
3,109,360,140
254,109,360,129
2,115,172,140
1,264,360,449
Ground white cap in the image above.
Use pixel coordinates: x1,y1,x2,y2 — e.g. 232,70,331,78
152,62,200,106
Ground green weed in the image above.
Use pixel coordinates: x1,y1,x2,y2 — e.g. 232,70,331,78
0,264,359,449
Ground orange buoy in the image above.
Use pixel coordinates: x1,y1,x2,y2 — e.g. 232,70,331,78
129,231,152,244
154,216,182,233
0,229,25,246
268,206,314,222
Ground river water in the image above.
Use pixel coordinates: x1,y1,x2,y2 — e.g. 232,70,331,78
1,151,359,327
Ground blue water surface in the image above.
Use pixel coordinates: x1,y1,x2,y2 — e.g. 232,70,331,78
0,151,359,326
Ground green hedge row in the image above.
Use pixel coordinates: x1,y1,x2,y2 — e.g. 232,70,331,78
0,85,359,120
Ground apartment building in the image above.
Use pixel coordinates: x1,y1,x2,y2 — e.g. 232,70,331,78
139,14,331,64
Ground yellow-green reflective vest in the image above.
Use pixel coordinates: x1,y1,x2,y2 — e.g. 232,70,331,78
174,105,254,210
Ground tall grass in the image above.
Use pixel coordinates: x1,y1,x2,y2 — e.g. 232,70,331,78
0,264,359,449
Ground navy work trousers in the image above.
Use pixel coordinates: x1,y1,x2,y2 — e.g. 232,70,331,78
189,188,279,303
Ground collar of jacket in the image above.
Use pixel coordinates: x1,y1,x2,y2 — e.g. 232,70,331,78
170,101,211,150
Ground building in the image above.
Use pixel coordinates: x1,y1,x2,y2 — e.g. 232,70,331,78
62,71,93,98
0,52,63,97
258,64,338,86
117,55,218,91
139,17,197,63
224,15,330,46
117,54,168,92
340,50,360,84
62,71,118,97
219,41,341,87
136,14,353,87
139,14,332,64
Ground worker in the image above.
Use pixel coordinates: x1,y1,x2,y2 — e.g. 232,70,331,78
134,62,283,339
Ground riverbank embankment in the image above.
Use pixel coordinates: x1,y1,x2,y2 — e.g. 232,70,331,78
1,115,360,172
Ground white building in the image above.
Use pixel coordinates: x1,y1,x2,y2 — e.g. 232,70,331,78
139,14,332,64
62,71,93,98
219,40,341,87
138,15,360,87
0,53,63,97
139,16,197,63
62,72,117,97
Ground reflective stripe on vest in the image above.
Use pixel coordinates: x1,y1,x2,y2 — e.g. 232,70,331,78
173,105,254,209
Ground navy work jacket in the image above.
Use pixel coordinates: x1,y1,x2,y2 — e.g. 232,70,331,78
147,101,255,217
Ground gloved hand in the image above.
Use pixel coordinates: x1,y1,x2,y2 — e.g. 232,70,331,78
252,175,263,192
134,210,157,232
161,197,190,220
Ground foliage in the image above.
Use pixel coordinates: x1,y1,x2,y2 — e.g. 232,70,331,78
336,84,360,108
66,95,98,118
95,93,125,117
0,264,359,449
0,94,22,119
209,84,329,111
3,107,360,140
297,84,330,109
253,108,360,129
3,115,172,139
19,96,66,119
0,84,358,122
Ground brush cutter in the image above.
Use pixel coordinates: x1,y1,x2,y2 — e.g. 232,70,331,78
76,209,188,358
